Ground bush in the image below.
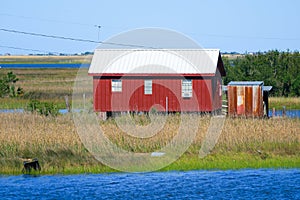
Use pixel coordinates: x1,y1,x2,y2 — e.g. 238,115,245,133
27,100,59,117
0,72,23,98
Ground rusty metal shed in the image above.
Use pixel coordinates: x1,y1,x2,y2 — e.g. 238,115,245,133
224,81,272,117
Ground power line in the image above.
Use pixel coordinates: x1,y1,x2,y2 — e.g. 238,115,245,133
0,28,155,49
0,13,131,42
95,25,101,41
0,45,60,54
1,44,299,56
187,32,300,41
0,28,99,43
1,27,299,55
1,12,299,42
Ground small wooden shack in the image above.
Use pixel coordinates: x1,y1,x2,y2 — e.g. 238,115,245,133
225,81,272,117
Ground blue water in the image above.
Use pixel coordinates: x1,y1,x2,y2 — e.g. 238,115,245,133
0,109,66,114
0,63,90,68
269,109,300,118
0,169,299,199
0,109,79,114
1,109,300,118
0,109,24,113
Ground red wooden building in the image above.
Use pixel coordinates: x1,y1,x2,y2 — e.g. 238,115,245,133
88,49,226,115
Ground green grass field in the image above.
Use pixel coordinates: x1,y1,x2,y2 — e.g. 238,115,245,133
0,68,86,109
269,97,300,110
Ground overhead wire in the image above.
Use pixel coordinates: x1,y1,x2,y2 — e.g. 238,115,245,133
0,28,156,49
0,45,60,54
1,11,300,55
2,12,300,41
187,32,300,41
1,12,300,52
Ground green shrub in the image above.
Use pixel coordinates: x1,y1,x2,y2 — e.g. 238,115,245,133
0,71,23,98
27,100,59,117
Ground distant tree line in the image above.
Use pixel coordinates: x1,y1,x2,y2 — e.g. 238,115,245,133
222,50,300,97
26,51,94,56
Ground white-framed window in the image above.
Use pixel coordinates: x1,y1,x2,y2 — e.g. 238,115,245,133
144,79,152,95
182,79,192,98
112,79,122,92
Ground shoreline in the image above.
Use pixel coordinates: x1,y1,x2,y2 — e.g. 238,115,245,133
1,153,299,175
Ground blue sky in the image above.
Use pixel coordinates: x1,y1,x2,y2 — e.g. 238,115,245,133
1,0,299,54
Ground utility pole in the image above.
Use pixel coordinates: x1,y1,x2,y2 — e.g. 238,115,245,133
95,25,101,41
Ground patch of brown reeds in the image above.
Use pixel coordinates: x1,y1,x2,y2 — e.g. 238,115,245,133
0,113,299,173
0,113,97,171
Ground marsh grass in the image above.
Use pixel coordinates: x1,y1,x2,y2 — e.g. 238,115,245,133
0,113,99,174
269,97,300,110
0,55,92,64
163,153,300,171
0,113,299,174
0,68,88,109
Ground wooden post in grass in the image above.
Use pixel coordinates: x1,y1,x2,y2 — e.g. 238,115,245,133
272,107,275,117
64,95,70,112
83,93,86,110
282,106,286,117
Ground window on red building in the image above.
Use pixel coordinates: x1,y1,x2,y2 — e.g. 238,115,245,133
182,79,192,98
112,80,122,92
144,80,152,95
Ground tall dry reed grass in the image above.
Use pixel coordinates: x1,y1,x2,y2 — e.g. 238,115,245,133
1,113,298,157
0,113,96,171
101,114,299,155
0,113,299,173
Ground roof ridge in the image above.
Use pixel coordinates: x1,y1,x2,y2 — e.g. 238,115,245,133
94,48,220,51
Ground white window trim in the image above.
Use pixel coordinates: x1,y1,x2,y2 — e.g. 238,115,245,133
182,79,192,98
112,79,122,92
144,79,152,95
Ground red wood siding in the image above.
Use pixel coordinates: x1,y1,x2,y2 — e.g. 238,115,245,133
93,77,221,112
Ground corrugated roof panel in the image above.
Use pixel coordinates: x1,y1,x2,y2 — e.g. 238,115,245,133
263,86,273,92
228,81,264,86
88,49,220,75
223,84,273,92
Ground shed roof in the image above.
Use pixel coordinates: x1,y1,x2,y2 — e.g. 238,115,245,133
228,81,264,86
88,49,225,76
263,86,273,92
223,82,273,92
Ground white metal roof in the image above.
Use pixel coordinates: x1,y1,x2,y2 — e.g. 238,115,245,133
88,49,221,75
222,85,273,92
223,82,273,92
